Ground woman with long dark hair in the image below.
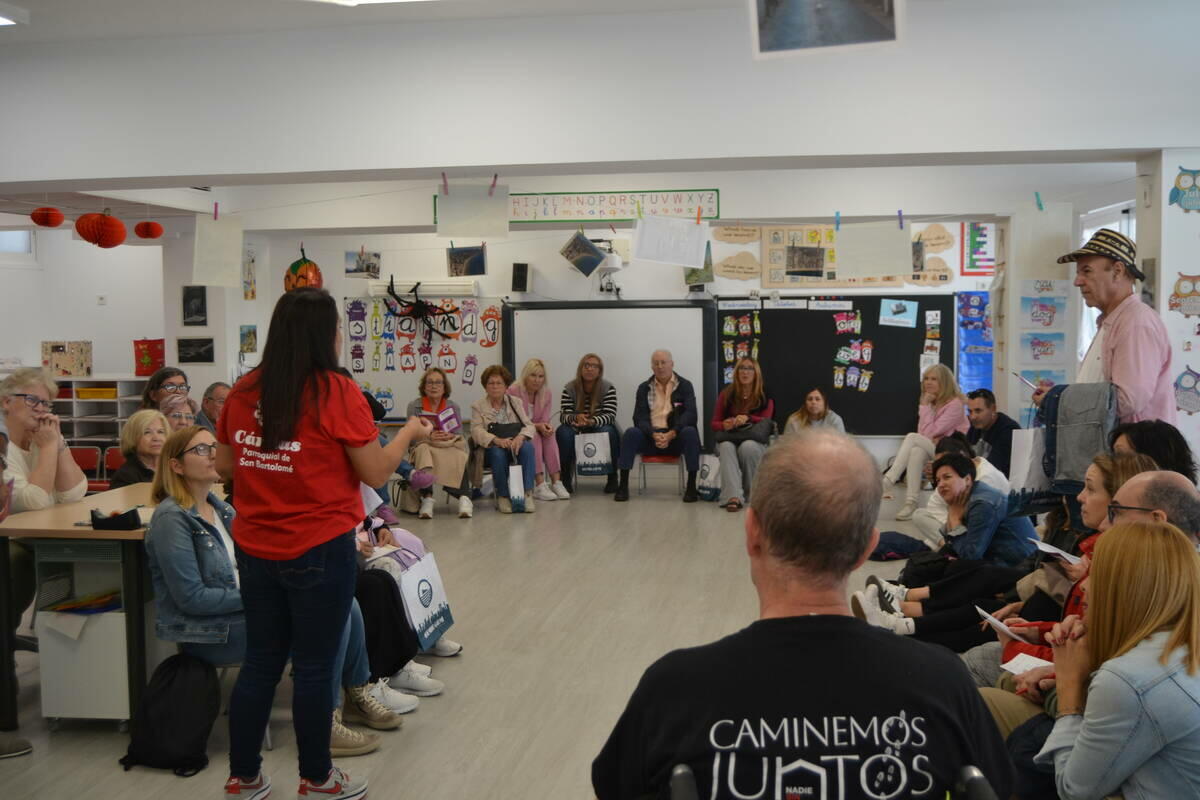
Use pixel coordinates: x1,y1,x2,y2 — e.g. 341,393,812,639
554,353,620,493
139,366,189,410
710,357,773,511
216,288,430,800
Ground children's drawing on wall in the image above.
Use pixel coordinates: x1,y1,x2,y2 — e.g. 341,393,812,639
1174,366,1200,415
1169,167,1200,212
1169,273,1200,317
242,245,257,300
345,248,382,279
239,325,257,354
1020,332,1067,365
447,244,487,277
177,337,215,364
683,241,714,285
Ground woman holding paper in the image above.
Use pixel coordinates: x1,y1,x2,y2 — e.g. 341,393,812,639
404,367,472,520
882,363,969,521
1034,520,1200,800
508,358,570,502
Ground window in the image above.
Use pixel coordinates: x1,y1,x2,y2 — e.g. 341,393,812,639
0,230,37,268
1076,203,1135,361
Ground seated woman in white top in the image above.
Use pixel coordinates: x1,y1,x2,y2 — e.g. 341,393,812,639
0,367,86,512
784,386,844,435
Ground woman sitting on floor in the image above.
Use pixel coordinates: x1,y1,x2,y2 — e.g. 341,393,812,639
783,386,843,435
108,408,168,489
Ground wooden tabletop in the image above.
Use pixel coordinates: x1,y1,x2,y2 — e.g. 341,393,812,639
0,483,153,540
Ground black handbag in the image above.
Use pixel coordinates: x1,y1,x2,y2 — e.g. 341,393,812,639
486,396,524,440
714,418,773,445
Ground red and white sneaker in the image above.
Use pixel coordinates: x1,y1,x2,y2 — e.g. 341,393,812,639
297,767,367,799
224,772,271,799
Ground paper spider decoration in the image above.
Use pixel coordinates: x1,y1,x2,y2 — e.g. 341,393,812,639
384,277,462,348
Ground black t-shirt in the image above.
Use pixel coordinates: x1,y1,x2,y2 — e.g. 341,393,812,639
966,412,1020,478
592,615,1012,800
108,456,156,490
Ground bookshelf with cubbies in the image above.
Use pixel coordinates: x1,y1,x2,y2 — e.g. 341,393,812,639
51,375,149,449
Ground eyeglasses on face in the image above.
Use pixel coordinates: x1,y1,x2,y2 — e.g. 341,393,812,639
1107,502,1157,524
169,413,197,423
181,443,216,458
736,365,756,372
161,383,191,394
11,393,52,411
582,362,601,370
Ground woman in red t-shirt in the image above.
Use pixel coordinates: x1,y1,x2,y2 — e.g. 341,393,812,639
216,288,430,800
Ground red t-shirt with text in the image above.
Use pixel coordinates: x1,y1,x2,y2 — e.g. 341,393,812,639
217,371,376,560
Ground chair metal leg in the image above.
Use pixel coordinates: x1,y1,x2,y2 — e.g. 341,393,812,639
677,461,684,495
638,460,646,495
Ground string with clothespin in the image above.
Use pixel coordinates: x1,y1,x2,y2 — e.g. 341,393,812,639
488,174,498,197
213,203,219,221
440,173,449,196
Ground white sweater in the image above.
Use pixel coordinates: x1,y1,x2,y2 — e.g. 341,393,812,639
5,441,87,513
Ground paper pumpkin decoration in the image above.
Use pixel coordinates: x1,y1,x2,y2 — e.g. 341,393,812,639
75,210,127,248
284,247,324,291
134,221,164,239
30,207,64,228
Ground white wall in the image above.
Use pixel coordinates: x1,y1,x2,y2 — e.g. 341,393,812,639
3,1,1199,185
0,230,163,375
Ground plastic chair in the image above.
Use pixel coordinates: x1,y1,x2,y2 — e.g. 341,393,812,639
70,446,109,493
638,454,684,495
104,446,124,478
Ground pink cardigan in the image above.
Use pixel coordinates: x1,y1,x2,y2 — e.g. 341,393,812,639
506,383,552,426
918,397,969,442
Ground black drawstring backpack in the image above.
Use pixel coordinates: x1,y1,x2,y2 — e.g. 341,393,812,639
119,652,221,777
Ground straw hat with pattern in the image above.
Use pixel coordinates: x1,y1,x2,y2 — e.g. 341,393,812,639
1056,228,1143,280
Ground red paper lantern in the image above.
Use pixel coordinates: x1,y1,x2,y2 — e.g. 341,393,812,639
30,207,65,228
75,209,127,248
134,221,164,239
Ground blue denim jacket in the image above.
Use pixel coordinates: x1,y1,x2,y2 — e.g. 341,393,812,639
942,482,1036,566
1036,631,1200,800
144,494,243,644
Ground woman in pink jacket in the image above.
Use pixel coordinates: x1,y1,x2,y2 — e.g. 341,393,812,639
883,363,969,521
507,358,570,502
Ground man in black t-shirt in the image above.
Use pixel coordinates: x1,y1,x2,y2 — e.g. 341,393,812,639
965,388,1020,478
592,431,1012,800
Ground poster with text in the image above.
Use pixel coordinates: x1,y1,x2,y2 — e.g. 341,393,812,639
1020,332,1068,365
1018,295,1068,329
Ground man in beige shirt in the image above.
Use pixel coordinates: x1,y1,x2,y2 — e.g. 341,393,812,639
616,350,701,502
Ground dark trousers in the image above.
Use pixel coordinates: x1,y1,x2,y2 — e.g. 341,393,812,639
922,563,1027,613
556,424,620,477
355,569,420,682
913,597,1005,653
229,532,358,782
618,426,700,472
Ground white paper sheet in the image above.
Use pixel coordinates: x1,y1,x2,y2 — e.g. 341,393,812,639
192,215,244,287
1028,538,1082,565
975,605,1017,638
833,220,913,279
436,184,510,239
1001,653,1054,675
44,612,88,641
633,216,709,268
361,482,384,516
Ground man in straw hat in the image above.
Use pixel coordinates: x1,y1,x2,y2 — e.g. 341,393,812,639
1033,229,1174,423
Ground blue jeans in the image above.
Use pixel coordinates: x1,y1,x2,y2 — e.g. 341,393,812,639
228,532,358,782
618,426,701,472
556,424,620,477
486,441,535,497
182,619,248,667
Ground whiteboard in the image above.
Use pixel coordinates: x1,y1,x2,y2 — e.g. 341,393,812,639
508,304,711,433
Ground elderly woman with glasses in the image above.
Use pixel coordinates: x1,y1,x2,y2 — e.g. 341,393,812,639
160,393,200,432
0,367,86,513
140,366,190,410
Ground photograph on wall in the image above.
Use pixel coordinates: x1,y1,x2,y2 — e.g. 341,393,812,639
446,244,487,277
182,286,208,326
559,231,607,278
243,245,257,300
177,337,215,364
1020,332,1067,365
786,245,825,277
239,325,258,354
345,249,382,280
750,0,900,58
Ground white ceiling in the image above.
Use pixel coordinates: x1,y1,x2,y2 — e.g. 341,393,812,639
1,0,738,44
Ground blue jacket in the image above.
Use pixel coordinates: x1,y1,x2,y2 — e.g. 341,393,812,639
144,493,242,644
1037,631,1200,800
632,374,698,438
943,482,1036,566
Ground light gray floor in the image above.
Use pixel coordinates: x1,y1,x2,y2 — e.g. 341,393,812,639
0,476,923,799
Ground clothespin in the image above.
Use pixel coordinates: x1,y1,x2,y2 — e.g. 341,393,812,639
488,173,498,197
450,240,455,249
440,172,449,196
213,202,219,221
609,224,617,235
834,211,840,231
1035,191,1044,211
897,210,904,230
636,201,643,220
578,223,584,235
695,205,702,225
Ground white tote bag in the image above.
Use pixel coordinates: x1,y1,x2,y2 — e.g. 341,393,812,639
1009,428,1050,492
397,552,455,651
574,431,614,476
696,453,721,501
508,462,527,512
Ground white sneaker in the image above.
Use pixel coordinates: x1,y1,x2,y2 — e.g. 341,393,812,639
851,585,913,635
404,659,433,676
866,575,908,614
894,498,918,521
423,637,463,657
369,677,419,714
551,480,571,500
389,665,445,697
532,483,557,501
458,495,473,518
418,496,435,519
524,496,535,513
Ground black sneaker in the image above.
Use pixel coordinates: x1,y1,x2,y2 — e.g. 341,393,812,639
683,486,699,503
603,474,618,494
614,485,629,502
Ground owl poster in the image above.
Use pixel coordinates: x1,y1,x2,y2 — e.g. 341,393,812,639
1168,273,1200,318
1169,167,1200,212
1175,366,1200,415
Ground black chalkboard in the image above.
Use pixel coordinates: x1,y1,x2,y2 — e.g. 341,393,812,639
717,295,956,436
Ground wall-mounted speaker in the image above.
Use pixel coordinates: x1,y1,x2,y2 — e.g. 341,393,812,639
512,262,530,293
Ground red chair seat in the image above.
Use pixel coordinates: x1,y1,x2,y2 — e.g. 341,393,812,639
641,454,680,463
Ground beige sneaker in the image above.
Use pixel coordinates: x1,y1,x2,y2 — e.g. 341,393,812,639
498,496,512,514
524,496,536,513
342,685,402,730
330,707,381,757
